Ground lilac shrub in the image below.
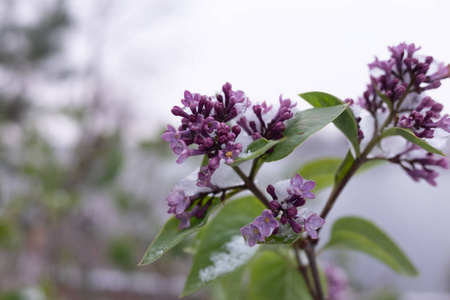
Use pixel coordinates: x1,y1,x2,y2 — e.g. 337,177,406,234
142,43,449,300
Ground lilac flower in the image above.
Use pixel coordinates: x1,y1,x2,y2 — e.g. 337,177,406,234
437,114,450,133
166,189,191,214
161,124,179,147
172,140,191,164
181,90,201,108
237,95,296,141
265,175,318,236
303,213,325,239
406,168,439,186
288,174,316,199
325,262,349,300
218,142,242,164
197,157,221,189
240,223,265,247
254,209,279,236
176,206,200,229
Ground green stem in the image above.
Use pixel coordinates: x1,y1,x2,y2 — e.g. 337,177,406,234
305,241,323,300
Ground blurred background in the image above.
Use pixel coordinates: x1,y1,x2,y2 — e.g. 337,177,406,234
0,0,449,299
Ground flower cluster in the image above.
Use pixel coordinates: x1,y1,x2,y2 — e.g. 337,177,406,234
359,43,449,114
238,96,296,141
398,96,450,138
163,83,299,227
240,174,325,247
348,42,450,185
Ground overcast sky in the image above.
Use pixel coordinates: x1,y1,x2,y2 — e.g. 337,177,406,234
65,0,450,140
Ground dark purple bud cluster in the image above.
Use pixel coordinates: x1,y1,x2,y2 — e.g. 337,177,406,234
166,188,217,228
349,43,450,185
358,43,449,115
398,96,450,138
268,174,316,233
241,174,324,247
389,145,449,186
237,96,296,141
162,82,250,188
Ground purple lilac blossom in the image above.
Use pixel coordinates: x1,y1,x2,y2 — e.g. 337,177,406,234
325,262,349,300
303,213,325,239
240,223,265,247
218,142,242,164
241,175,322,246
166,189,191,215
237,95,297,141
348,43,449,185
288,174,316,199
253,209,279,236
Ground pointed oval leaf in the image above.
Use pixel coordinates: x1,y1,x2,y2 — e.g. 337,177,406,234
323,216,418,276
139,197,222,265
381,127,445,156
300,92,360,155
248,251,313,300
182,196,265,297
296,157,385,192
297,157,343,192
264,105,348,162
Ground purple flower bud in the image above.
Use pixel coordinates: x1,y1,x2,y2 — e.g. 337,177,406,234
209,156,221,170
171,106,190,118
269,200,281,212
267,185,278,200
289,219,302,233
252,132,262,140
406,168,439,186
203,137,215,149
286,206,297,218
232,125,241,136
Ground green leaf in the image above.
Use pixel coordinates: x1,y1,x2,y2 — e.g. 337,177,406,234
300,92,360,155
182,196,265,297
296,158,343,192
264,105,348,162
139,197,223,265
212,268,245,300
296,157,385,192
230,138,285,166
247,251,313,300
324,216,418,276
381,127,445,156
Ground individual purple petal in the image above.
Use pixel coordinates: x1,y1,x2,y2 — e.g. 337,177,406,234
254,209,279,237
304,214,325,239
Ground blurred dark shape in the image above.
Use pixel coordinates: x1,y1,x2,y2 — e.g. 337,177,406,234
0,1,202,299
